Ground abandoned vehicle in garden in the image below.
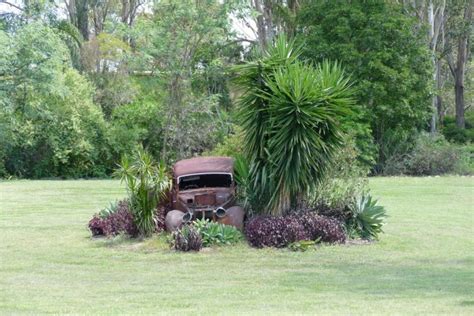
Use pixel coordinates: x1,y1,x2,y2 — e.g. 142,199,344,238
164,156,245,232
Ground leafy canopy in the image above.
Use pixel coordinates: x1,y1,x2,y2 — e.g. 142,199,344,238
298,0,432,171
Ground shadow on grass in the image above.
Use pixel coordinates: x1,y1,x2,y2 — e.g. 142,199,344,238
90,233,170,252
280,258,474,298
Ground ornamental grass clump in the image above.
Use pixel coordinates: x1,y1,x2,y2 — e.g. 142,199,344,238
115,147,170,237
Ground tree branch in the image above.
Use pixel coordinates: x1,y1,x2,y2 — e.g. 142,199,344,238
1,1,24,11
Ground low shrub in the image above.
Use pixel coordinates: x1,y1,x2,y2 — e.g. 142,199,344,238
306,136,369,220
88,201,166,237
193,219,243,246
88,200,138,237
346,194,387,240
441,113,474,144
245,212,345,248
384,132,472,176
295,212,347,243
170,225,203,252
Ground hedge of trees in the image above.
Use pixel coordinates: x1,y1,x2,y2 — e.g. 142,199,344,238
0,0,472,178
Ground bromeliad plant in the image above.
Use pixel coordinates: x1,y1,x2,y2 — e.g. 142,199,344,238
233,35,354,215
115,147,170,237
346,194,387,240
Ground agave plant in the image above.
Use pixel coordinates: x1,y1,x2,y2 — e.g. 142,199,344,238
347,194,387,240
233,35,354,215
115,147,170,237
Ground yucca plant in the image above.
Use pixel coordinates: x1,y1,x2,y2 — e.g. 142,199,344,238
115,147,170,237
233,35,354,215
347,194,387,240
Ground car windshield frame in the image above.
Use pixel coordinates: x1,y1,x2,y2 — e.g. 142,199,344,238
177,172,233,190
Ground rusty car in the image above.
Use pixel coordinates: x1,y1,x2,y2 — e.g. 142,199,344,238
164,156,245,231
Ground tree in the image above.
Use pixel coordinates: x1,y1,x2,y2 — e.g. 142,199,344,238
132,0,238,162
0,22,109,177
298,0,433,171
445,1,472,128
65,0,90,40
233,36,354,214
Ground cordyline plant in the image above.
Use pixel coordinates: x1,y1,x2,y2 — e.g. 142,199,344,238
115,147,170,237
233,35,355,215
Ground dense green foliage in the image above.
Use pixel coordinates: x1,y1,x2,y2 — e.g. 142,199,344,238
115,148,170,236
441,112,474,143
0,23,109,177
298,1,433,172
0,0,471,179
233,36,354,214
193,218,243,246
307,135,369,217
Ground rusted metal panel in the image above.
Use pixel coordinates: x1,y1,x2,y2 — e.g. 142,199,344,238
194,193,216,206
173,156,234,178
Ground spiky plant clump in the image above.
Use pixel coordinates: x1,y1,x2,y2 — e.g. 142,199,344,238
347,194,387,240
171,225,203,252
115,147,171,237
233,35,354,215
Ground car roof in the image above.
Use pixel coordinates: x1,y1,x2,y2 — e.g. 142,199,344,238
173,156,234,178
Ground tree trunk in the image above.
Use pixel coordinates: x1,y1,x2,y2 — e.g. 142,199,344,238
428,0,437,133
428,0,445,133
76,0,90,41
454,3,472,128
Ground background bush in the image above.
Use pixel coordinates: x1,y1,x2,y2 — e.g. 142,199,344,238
384,133,473,176
306,135,369,220
441,112,474,144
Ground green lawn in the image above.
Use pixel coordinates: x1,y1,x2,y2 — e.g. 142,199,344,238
1,177,473,314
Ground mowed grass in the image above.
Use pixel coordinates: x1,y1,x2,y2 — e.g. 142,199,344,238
0,177,473,315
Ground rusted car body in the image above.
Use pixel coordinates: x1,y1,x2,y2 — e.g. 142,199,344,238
164,156,245,232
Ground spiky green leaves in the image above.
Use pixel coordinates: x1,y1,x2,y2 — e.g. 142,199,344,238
347,194,387,240
233,36,355,215
115,147,171,236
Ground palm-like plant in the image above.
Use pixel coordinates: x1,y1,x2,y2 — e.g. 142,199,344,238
115,147,170,236
233,35,354,215
347,194,387,240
